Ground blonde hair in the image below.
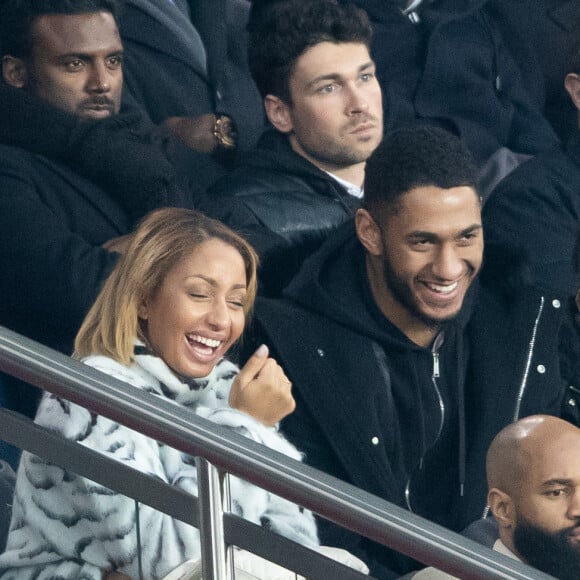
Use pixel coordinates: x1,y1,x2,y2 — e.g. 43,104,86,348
74,208,259,364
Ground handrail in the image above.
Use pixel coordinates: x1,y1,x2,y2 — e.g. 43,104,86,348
0,409,360,579
0,326,554,579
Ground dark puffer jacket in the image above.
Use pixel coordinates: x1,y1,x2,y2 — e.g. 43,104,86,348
198,130,361,295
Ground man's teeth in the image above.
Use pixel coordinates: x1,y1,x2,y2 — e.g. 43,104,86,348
426,281,458,294
189,335,222,348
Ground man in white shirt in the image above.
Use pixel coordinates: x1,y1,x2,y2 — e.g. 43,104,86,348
199,0,383,296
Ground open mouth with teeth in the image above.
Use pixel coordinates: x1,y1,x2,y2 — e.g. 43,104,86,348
186,334,224,356
424,281,459,295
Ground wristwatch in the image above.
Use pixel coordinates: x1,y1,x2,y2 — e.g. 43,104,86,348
213,114,238,152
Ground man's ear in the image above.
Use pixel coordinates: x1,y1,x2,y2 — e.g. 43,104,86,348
264,94,293,133
2,55,28,88
488,488,516,529
355,208,383,257
564,73,580,112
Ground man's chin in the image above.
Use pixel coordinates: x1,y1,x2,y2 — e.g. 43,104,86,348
514,518,580,580
416,304,463,328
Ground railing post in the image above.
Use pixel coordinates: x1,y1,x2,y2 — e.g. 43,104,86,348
223,474,237,579
197,457,231,580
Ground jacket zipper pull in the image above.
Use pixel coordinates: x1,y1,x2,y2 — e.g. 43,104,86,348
433,352,440,378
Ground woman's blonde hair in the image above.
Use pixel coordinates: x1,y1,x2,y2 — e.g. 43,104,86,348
74,208,259,364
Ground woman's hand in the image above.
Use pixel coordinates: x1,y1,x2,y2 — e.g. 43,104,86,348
229,345,295,426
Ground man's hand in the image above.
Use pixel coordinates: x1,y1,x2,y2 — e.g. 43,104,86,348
229,345,295,426
161,114,220,154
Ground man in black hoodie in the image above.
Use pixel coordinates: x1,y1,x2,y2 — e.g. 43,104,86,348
198,0,383,296
246,126,570,578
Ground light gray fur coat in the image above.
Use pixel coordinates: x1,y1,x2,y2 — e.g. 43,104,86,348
0,345,319,579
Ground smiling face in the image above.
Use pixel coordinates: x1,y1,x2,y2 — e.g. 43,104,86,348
265,41,382,185
4,11,123,119
358,185,483,345
138,239,247,379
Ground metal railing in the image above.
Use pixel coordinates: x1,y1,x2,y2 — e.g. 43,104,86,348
0,326,554,579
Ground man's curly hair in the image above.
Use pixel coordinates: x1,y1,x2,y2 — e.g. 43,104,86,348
247,0,371,102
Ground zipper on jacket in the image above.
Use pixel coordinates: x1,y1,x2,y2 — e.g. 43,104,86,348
405,333,446,512
430,357,445,443
430,332,446,442
477,298,546,520
513,296,545,421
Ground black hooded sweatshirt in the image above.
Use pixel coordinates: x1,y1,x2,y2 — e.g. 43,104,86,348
248,222,473,577
247,221,569,579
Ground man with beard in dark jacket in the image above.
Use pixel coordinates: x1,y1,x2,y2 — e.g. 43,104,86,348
244,125,570,578
198,0,383,296
0,0,192,467
411,415,580,580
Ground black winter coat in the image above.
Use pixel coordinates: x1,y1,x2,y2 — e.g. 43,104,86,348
488,0,580,143
483,130,580,297
414,0,560,164
120,0,265,151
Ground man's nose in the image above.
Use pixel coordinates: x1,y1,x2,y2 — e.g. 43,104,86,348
567,489,580,519
347,85,369,115
87,62,111,93
432,245,465,281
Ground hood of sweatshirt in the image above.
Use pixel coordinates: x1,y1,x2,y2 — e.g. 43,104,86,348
283,220,476,525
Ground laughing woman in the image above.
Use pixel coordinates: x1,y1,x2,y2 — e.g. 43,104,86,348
0,208,320,579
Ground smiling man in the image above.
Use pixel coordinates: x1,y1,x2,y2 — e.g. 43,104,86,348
246,125,570,578
198,0,383,296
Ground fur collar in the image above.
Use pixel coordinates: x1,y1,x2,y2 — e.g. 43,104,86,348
131,341,238,408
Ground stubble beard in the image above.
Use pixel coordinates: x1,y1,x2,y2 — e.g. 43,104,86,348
381,254,471,329
294,116,382,170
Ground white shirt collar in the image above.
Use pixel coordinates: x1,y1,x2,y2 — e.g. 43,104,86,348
493,539,520,560
326,171,364,199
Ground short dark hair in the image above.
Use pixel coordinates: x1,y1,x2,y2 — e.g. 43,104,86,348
363,125,479,216
248,0,372,101
0,0,121,58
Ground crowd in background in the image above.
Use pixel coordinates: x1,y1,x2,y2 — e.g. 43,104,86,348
0,0,579,579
